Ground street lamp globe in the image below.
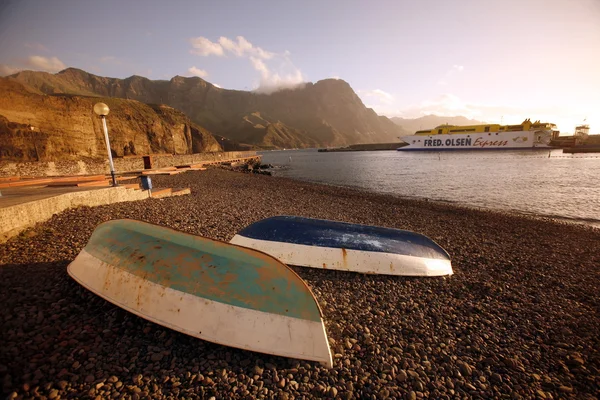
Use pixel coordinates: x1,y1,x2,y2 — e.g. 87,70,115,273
93,102,110,116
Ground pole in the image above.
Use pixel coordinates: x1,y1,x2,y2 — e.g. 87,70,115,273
101,116,117,186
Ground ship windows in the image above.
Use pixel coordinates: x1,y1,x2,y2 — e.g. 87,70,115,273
484,126,490,132
438,129,443,134
448,128,476,133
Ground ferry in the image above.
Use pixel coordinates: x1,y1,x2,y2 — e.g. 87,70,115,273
397,119,558,151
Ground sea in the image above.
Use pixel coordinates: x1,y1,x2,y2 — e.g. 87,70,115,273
259,149,600,229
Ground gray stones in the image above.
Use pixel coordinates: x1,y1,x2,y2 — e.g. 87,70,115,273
0,168,598,399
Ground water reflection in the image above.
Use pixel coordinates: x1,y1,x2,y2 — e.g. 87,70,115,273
261,149,600,227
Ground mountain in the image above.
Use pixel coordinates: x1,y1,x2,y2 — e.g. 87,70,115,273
7,68,403,149
391,115,485,134
0,78,221,162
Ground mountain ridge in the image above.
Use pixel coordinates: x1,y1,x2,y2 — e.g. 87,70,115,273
7,68,403,149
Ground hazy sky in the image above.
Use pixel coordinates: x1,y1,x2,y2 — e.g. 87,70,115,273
1,0,599,133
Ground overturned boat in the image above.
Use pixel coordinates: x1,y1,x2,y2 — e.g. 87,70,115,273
231,216,452,276
68,219,332,367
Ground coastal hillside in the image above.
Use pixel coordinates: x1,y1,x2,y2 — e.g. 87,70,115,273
391,115,485,134
0,78,221,161
8,68,403,149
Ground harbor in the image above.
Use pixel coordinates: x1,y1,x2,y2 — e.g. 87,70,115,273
262,148,600,228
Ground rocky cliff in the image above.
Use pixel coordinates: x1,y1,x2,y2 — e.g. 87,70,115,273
8,68,403,149
0,78,221,161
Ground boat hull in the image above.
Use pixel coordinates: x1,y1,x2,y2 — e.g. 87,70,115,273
68,219,332,367
398,130,552,151
231,216,452,277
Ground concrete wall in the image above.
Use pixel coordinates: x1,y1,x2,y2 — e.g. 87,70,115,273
0,151,258,177
0,187,151,243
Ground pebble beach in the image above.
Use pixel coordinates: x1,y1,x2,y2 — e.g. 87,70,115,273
1,168,599,399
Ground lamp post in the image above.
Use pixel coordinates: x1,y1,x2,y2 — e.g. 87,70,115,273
93,102,117,187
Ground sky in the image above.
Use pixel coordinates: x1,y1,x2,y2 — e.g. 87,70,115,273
0,0,599,134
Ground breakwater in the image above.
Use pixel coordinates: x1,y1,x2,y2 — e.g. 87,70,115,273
318,142,406,152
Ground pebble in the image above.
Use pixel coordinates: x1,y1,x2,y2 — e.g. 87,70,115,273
253,365,264,376
0,168,598,399
329,386,338,397
458,362,472,376
397,370,408,382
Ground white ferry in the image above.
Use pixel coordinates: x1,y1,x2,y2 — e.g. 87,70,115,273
397,119,558,151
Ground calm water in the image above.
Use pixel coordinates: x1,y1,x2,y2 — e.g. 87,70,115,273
260,149,600,228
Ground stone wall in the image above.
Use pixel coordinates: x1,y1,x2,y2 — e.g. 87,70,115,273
0,151,259,177
0,186,151,243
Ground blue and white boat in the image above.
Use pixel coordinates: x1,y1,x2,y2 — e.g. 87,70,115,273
231,216,453,276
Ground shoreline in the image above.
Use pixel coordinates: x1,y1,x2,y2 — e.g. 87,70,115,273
268,168,600,231
1,169,599,399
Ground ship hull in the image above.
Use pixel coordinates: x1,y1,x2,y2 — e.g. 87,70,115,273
398,130,552,151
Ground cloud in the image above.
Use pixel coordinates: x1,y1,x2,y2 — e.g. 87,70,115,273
189,37,225,56
188,66,208,78
0,55,67,76
250,57,268,77
25,56,66,72
219,36,274,59
358,89,395,104
0,64,21,76
250,56,304,94
213,83,221,88
190,35,274,59
189,35,304,94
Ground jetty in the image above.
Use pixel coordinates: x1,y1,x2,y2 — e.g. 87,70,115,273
318,142,407,152
562,145,600,153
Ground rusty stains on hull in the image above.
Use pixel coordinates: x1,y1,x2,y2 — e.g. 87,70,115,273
83,219,322,322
